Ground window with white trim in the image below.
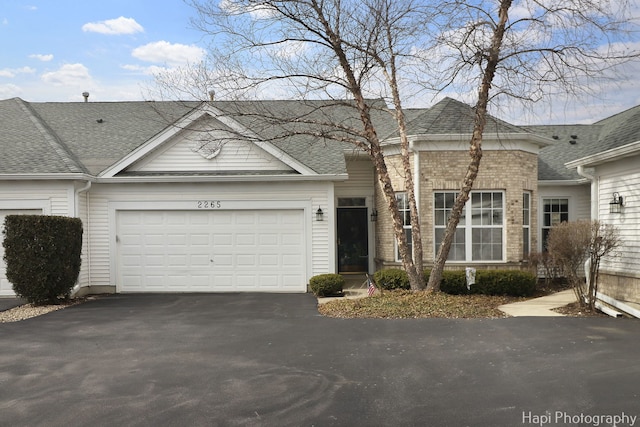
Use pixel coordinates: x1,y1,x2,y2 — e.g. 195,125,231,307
395,193,412,261
434,191,504,262
541,198,568,250
523,192,531,258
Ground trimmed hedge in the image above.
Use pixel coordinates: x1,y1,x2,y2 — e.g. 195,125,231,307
373,269,410,290
373,268,536,297
309,273,345,296
439,269,537,297
2,215,83,304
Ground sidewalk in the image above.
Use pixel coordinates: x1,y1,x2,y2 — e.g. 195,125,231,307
498,290,575,317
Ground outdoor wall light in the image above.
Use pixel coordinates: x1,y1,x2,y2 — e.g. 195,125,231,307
315,206,324,221
370,209,378,222
609,192,624,214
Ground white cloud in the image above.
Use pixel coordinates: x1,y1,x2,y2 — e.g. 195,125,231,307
41,63,93,87
82,16,144,35
0,66,35,78
29,53,54,62
131,41,206,66
0,83,22,98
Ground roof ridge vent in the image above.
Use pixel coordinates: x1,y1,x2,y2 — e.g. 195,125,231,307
82,92,89,102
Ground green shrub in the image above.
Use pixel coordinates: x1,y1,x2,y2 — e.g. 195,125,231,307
438,269,536,297
439,270,468,295
475,270,537,297
3,215,83,305
309,274,345,296
373,269,410,290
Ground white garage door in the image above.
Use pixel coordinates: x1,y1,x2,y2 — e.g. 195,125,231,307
1,209,43,296
116,210,306,292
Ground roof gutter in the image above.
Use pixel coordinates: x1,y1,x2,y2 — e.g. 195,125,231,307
0,173,94,181
94,174,349,183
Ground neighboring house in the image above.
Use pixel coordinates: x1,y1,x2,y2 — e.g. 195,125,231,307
0,95,637,315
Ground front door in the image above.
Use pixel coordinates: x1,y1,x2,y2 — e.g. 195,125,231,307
337,207,369,273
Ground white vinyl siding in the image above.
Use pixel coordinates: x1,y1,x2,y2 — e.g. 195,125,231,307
130,124,293,173
598,167,640,276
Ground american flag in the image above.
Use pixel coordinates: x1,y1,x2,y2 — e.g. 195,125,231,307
367,274,376,296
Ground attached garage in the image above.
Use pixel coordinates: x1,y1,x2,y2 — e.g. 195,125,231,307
116,209,307,292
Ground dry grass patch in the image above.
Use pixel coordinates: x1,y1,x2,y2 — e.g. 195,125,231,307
318,290,526,319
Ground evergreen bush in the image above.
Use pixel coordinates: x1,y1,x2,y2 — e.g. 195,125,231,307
373,269,410,290
3,215,83,304
309,273,345,296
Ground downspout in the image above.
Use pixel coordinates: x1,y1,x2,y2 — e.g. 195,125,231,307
71,181,92,297
576,165,599,309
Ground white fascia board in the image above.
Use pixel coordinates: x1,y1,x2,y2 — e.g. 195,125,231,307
565,140,640,168
384,133,553,153
538,179,588,186
100,104,318,178
96,173,349,184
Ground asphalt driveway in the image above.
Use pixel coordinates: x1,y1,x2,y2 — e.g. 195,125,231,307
1,294,639,427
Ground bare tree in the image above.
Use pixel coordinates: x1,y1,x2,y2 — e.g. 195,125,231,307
424,0,638,291
156,0,638,292
167,0,430,290
585,221,621,311
547,220,621,311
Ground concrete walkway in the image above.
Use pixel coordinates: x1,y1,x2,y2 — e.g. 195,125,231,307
498,289,576,317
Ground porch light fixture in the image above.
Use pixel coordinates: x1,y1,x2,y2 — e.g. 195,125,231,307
370,209,378,222
609,192,624,214
315,206,324,221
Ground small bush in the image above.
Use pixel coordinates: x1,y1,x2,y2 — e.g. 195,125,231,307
3,215,83,305
373,269,410,290
309,274,345,296
475,270,537,297
439,270,468,295
439,269,536,297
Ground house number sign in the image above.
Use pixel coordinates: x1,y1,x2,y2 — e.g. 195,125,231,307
197,200,222,209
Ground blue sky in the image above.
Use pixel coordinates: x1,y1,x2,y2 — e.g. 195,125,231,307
0,0,204,102
1,0,640,125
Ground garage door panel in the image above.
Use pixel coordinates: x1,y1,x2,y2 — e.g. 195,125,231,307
117,209,305,292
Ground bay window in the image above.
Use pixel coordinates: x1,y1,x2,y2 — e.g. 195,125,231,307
434,191,504,262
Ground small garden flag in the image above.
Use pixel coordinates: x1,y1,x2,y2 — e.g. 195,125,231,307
367,275,376,296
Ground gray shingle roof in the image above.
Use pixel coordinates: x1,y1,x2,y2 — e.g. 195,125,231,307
528,104,640,180
525,124,603,180
29,100,196,175
0,98,85,174
401,97,524,137
3,96,639,181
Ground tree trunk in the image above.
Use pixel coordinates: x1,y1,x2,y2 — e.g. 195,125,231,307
427,0,513,292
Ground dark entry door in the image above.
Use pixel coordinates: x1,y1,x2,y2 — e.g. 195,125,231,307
337,207,369,273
